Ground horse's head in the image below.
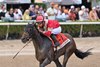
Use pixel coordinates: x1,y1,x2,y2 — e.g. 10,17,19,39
21,22,36,43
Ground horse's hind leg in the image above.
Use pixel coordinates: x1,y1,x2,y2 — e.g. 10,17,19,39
62,51,73,67
54,59,62,67
62,53,69,67
40,58,51,67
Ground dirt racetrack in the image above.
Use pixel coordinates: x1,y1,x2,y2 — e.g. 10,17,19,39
0,53,100,67
0,37,100,67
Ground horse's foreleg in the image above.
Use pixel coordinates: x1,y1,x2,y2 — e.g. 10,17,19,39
40,58,51,67
54,59,62,67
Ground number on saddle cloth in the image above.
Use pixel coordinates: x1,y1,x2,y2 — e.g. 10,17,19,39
56,33,68,45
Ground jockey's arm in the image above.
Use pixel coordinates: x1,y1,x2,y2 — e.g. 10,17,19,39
37,26,50,36
43,27,53,36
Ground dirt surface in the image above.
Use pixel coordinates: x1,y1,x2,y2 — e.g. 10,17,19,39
0,53,100,67
0,37,100,67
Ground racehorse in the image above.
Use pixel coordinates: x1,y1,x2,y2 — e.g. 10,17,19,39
21,22,91,67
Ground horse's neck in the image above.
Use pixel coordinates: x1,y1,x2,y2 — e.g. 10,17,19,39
32,30,44,50
31,33,46,58
31,25,51,55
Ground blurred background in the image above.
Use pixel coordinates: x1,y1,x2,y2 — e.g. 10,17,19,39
0,0,100,40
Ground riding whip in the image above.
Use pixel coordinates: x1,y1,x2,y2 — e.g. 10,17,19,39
13,39,31,59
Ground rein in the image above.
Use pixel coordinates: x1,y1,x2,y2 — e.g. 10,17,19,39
13,39,32,59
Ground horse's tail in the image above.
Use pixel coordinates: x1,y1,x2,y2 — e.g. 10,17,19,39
75,49,92,59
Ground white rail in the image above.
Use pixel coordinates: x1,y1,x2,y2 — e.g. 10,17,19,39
0,22,100,25
0,21,100,39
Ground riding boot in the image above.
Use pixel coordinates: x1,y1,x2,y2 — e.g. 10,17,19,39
50,34,60,47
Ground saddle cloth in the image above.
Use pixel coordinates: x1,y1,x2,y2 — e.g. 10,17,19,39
49,33,70,48
56,33,68,45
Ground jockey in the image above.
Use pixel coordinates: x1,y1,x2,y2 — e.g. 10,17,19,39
36,15,62,47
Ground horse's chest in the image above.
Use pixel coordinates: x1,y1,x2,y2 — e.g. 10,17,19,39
36,53,46,62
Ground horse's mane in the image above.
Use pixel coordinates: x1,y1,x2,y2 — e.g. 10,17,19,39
34,23,50,40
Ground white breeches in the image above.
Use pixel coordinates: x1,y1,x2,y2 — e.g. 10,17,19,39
51,26,62,34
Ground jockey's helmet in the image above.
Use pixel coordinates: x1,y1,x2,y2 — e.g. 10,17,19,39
36,15,44,23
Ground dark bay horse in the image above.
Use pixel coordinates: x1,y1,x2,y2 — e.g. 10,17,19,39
21,23,91,67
